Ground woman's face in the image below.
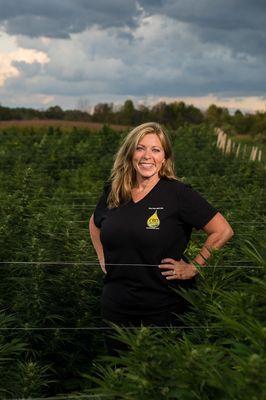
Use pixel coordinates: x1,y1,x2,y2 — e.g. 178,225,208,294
132,133,165,181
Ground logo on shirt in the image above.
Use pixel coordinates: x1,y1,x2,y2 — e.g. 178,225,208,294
146,207,163,229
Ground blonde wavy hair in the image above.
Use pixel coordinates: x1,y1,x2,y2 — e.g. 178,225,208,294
108,122,177,208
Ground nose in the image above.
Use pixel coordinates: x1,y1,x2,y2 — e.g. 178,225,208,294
143,148,152,159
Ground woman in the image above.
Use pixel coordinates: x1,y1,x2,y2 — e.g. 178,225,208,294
89,122,234,356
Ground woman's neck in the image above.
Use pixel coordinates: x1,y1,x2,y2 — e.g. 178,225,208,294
134,175,160,193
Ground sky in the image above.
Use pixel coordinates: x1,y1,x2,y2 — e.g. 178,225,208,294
0,0,266,113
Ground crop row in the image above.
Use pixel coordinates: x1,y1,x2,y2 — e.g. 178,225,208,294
0,125,265,399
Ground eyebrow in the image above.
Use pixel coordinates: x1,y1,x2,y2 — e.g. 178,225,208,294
137,144,162,148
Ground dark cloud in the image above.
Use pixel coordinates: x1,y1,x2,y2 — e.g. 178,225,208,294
1,0,265,60
139,0,266,58
196,25,266,58
12,60,44,77
140,0,266,31
114,69,266,98
1,0,265,108
0,0,139,38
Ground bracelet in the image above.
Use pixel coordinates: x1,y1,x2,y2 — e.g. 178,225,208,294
192,256,206,268
196,253,207,264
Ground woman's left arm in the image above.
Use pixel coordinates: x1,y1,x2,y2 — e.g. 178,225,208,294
159,212,234,280
192,211,234,268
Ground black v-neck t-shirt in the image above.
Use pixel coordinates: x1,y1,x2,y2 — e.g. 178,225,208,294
93,178,218,315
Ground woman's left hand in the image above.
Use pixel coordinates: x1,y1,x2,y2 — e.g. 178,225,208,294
159,258,199,280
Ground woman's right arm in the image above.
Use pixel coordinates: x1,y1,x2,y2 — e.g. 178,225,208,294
89,214,106,274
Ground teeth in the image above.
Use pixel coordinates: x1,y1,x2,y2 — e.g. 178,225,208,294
139,163,154,169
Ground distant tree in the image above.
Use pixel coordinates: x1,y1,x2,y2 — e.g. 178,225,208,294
186,104,204,124
165,102,182,128
249,111,266,138
136,104,151,123
230,111,251,134
151,102,168,124
64,109,91,121
234,109,243,117
92,103,113,123
121,99,135,125
45,105,64,119
0,106,13,120
205,104,230,125
150,101,203,128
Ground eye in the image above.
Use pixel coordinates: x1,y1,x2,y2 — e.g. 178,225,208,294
136,146,144,151
152,148,161,153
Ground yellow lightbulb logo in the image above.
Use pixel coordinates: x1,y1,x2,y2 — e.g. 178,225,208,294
147,210,160,228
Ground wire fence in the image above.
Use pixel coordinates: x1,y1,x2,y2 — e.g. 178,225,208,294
0,261,263,267
0,325,235,331
3,395,111,400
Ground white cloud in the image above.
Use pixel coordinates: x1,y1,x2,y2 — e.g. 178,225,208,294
0,32,49,86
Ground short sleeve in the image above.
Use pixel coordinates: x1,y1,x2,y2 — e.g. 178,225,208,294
178,184,218,230
93,183,111,229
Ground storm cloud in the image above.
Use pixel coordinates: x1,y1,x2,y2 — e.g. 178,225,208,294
0,0,265,110
0,0,140,38
139,0,266,58
1,0,265,58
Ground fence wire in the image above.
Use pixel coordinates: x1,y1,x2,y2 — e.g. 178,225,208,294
0,325,232,331
0,262,263,268
3,395,111,400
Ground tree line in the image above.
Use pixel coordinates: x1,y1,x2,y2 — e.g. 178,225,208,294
0,100,266,139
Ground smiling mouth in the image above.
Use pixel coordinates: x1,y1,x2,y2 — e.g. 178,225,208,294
139,162,154,166
139,163,155,168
